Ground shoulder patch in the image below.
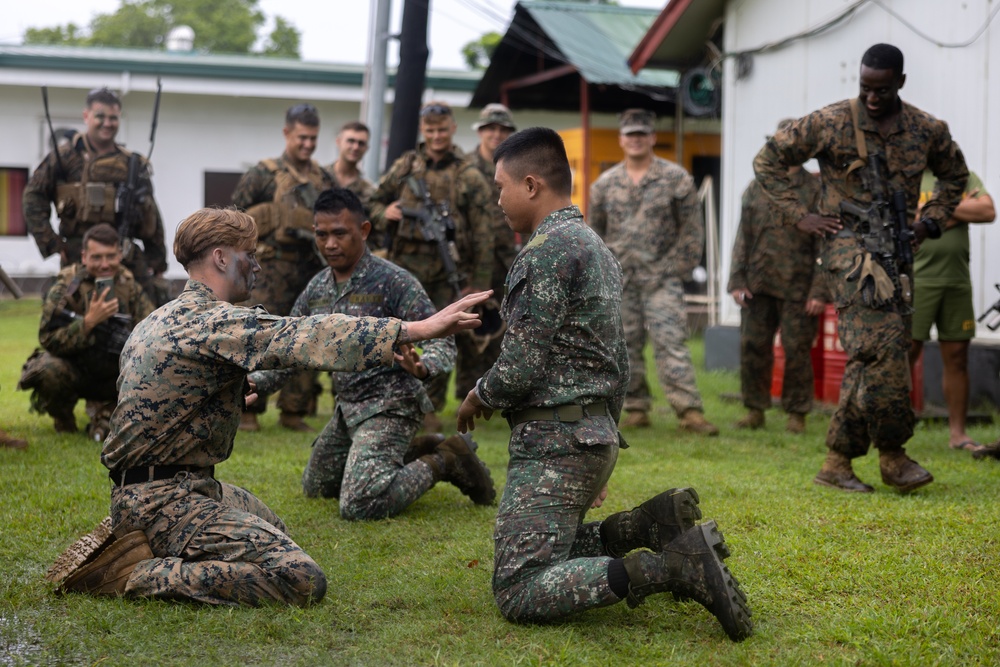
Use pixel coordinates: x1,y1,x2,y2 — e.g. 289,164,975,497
524,232,548,250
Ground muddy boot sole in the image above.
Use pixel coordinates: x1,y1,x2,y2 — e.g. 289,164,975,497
46,517,115,585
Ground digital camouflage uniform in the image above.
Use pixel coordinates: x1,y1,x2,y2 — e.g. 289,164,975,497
250,250,456,520
727,173,824,414
370,143,496,410
754,98,967,457
589,156,705,416
100,279,402,605
17,263,154,437
22,133,168,306
476,206,630,622
231,154,333,418
459,148,519,398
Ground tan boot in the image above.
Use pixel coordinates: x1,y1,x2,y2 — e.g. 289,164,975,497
786,413,806,434
813,451,873,492
622,410,651,428
0,429,28,450
735,409,765,430
279,412,315,433
59,530,152,596
679,409,719,436
46,517,114,584
238,412,260,432
879,448,933,492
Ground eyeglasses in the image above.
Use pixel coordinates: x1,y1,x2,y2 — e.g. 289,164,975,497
92,113,121,125
420,104,452,117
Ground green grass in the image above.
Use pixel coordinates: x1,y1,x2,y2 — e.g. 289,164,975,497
2,295,1000,665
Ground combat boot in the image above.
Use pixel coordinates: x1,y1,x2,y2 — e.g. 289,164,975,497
621,410,651,428
403,433,446,464
59,530,152,596
52,409,77,434
622,521,753,642
46,517,114,584
679,409,720,436
600,488,703,558
813,451,873,492
420,433,496,505
786,413,806,434
238,412,260,432
735,409,765,430
879,448,933,492
279,412,315,432
0,429,28,450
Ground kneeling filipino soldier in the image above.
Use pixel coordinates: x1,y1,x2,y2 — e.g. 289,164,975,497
457,128,752,641
47,207,492,605
17,223,154,441
250,189,495,519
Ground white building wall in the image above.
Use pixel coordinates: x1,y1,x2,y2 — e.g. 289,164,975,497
1,70,606,279
720,0,998,335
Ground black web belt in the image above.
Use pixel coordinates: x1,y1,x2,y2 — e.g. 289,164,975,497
110,464,215,487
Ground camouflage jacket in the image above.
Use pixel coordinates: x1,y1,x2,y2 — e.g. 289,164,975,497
101,280,402,472
589,156,703,281
727,172,826,302
754,98,968,308
469,147,519,291
325,164,377,212
369,143,495,291
22,134,168,272
39,263,154,358
250,250,455,425
477,206,629,422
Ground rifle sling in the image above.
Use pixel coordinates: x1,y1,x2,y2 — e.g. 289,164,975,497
847,98,867,176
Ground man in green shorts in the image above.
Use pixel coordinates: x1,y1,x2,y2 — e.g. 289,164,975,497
909,169,995,454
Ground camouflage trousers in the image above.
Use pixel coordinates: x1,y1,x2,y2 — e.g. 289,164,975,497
302,406,435,520
740,294,818,414
110,472,325,606
245,252,324,417
622,275,702,415
493,418,620,622
18,350,116,426
826,300,914,457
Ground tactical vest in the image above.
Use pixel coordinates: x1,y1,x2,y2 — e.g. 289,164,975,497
54,134,156,240
246,158,327,247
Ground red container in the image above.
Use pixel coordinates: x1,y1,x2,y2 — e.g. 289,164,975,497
770,305,830,401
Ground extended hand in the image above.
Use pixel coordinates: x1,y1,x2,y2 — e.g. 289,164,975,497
796,214,842,237
402,290,493,343
394,343,429,379
457,388,494,433
385,201,403,222
591,485,609,509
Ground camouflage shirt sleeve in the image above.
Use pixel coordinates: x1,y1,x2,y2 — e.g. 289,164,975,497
231,163,277,209
919,120,969,228
726,182,756,293
368,154,411,243
662,172,705,278
22,148,74,258
753,113,821,225
456,165,496,291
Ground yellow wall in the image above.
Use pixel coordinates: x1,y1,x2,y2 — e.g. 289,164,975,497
559,127,721,213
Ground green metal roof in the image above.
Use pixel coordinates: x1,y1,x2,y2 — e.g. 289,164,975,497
0,44,480,91
519,1,679,87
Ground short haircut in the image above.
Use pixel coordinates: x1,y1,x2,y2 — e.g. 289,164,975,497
861,43,904,78
174,208,257,269
339,121,370,134
82,223,120,249
86,87,122,109
419,101,453,125
314,188,365,224
493,127,572,196
286,103,320,128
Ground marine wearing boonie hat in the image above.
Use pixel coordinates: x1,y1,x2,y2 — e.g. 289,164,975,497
473,103,517,131
618,109,656,134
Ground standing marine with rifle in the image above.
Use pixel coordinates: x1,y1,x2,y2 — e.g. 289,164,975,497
23,86,168,306
369,101,496,433
754,43,968,494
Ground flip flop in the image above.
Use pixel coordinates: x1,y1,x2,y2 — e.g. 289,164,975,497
950,439,987,454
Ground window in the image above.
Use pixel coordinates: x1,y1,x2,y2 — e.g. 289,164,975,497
204,171,245,208
0,167,29,236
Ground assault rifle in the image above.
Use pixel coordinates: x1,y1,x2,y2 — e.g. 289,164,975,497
114,78,161,260
978,284,1000,331
838,153,914,303
47,308,133,358
401,177,463,300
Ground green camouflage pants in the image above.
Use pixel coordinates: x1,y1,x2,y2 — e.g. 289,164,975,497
740,294,818,414
826,300,914,457
493,418,620,622
110,472,325,606
301,407,435,520
621,275,702,415
245,253,324,416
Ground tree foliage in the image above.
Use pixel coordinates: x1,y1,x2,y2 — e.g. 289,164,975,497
22,0,301,58
461,31,502,70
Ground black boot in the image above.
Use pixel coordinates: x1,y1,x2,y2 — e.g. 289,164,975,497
419,434,496,505
622,520,753,642
600,488,702,558
403,433,446,464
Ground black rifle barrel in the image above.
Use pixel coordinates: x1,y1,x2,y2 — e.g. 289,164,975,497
40,87,66,177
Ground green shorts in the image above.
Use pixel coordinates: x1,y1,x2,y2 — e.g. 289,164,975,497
911,282,975,341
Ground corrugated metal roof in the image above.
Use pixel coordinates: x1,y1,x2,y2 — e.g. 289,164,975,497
0,44,480,91
519,1,679,87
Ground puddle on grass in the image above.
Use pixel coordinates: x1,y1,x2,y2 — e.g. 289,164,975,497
0,615,43,666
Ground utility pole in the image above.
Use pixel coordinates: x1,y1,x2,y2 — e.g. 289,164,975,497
362,0,392,181
386,0,429,166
